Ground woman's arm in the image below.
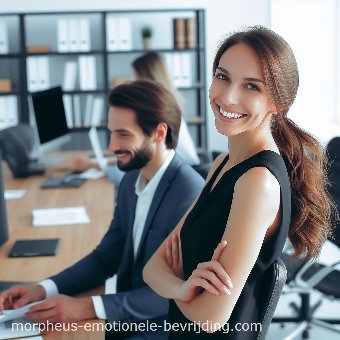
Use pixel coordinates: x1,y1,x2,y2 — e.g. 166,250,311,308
143,153,229,299
172,167,281,332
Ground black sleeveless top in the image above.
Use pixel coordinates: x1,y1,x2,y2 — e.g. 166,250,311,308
168,150,291,339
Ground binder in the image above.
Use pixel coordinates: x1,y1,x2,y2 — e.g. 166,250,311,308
0,97,5,130
173,18,186,49
63,61,78,91
69,19,80,52
87,56,97,90
78,56,89,90
37,57,50,90
84,94,94,126
79,19,91,52
7,96,18,127
0,22,9,54
57,19,69,52
173,53,182,87
185,18,196,48
27,57,39,92
91,97,104,127
63,94,73,128
118,18,132,50
181,53,192,87
106,17,119,51
73,95,81,127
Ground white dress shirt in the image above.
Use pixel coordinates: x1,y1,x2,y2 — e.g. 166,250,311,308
39,150,176,320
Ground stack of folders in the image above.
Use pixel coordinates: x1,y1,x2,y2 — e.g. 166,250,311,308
26,57,50,92
0,96,18,130
57,18,91,52
164,53,192,88
106,17,132,51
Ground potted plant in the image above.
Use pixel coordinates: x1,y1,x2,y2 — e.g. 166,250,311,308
141,26,153,49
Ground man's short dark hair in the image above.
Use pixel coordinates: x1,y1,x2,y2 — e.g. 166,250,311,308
108,79,181,149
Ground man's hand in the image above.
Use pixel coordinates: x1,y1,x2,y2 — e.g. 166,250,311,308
0,285,45,313
25,295,96,323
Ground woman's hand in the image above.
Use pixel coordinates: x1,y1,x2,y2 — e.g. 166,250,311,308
177,241,233,302
165,233,184,279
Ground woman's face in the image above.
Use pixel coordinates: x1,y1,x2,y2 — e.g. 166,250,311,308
209,43,274,138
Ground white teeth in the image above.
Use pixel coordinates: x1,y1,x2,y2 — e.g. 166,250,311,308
219,107,243,119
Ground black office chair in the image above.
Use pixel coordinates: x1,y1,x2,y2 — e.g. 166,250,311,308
257,257,287,340
277,251,340,339
0,124,45,178
327,137,340,247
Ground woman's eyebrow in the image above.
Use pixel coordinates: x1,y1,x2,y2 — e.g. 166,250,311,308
216,66,265,84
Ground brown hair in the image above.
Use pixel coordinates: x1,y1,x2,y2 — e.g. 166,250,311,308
132,51,183,109
108,79,181,149
213,26,336,259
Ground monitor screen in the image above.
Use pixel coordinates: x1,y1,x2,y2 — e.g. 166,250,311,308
31,86,70,151
0,150,9,247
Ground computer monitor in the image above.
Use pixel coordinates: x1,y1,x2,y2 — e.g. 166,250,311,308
0,150,9,247
30,86,71,163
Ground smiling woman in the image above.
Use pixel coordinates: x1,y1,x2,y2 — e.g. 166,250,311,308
143,26,336,339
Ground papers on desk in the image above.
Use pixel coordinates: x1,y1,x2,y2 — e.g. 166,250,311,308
0,301,42,339
4,189,26,200
32,206,90,227
79,168,105,180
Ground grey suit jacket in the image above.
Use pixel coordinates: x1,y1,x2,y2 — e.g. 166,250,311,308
50,155,204,338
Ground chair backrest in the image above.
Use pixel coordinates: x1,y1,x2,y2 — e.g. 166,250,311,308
257,257,287,340
0,124,35,177
326,137,340,246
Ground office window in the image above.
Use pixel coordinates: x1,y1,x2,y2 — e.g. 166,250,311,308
271,0,339,144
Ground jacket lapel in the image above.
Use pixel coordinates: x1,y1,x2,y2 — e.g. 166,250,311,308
134,156,181,260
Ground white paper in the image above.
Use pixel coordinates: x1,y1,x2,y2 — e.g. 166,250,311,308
79,168,105,180
4,189,26,200
0,318,40,339
0,301,42,323
32,206,90,227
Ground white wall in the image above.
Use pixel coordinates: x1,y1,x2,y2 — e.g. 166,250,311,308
1,0,270,153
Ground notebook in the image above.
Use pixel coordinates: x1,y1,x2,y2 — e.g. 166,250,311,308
8,238,60,257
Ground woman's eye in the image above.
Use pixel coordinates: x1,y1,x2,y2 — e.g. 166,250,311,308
215,73,229,81
245,83,260,91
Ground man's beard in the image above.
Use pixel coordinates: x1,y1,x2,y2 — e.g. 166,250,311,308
115,139,154,172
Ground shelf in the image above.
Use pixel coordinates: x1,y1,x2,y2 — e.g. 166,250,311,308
186,116,205,125
0,91,21,96
0,53,21,58
26,50,105,56
107,47,204,54
0,9,207,154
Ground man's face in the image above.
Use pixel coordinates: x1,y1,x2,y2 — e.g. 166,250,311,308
108,106,154,171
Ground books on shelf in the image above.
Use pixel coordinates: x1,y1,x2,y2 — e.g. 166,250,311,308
57,18,91,53
173,17,196,49
0,96,18,131
26,56,50,92
106,17,132,51
0,79,11,92
26,45,51,53
0,22,9,54
165,52,192,87
91,97,104,127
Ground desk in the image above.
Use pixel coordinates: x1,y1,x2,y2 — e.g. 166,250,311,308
1,152,114,339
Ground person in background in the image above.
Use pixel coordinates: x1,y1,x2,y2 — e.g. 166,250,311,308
0,80,204,340
73,51,200,177
143,26,335,339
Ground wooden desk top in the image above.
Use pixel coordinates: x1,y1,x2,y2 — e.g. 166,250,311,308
1,152,113,339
